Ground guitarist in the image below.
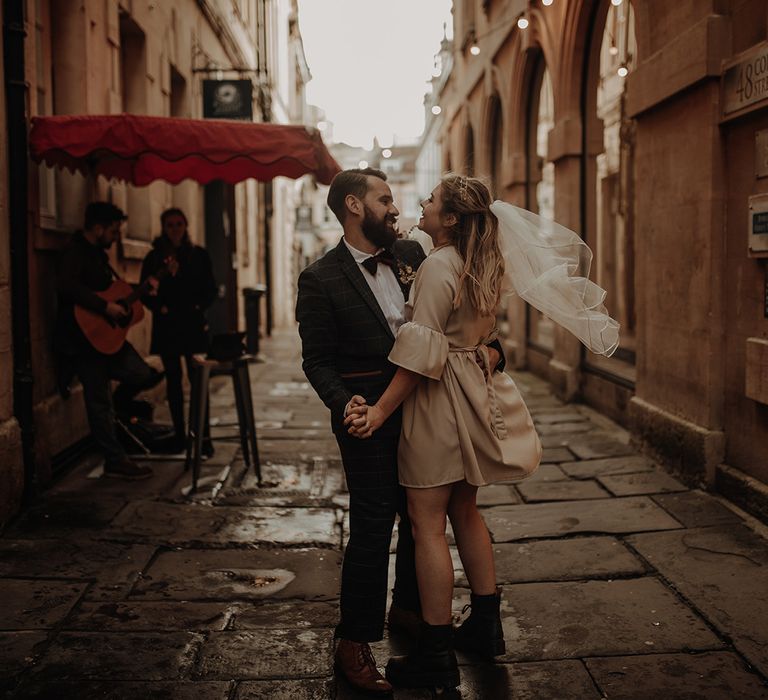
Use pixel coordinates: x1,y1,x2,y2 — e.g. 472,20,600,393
55,201,163,480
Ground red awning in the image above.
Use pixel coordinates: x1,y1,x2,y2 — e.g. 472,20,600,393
29,113,341,186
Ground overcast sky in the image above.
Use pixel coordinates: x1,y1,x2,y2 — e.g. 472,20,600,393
296,0,453,148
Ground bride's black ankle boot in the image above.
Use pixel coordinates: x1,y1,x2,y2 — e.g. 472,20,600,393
454,586,506,658
385,622,460,689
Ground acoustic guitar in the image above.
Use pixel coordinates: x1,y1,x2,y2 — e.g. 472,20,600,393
74,259,172,355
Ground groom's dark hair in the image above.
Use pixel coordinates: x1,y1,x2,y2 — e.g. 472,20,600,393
327,167,387,224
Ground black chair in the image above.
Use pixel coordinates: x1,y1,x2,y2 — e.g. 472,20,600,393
185,354,262,492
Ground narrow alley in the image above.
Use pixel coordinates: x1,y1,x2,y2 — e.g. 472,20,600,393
1,331,767,699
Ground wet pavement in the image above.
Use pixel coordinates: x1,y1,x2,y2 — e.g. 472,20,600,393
1,330,768,699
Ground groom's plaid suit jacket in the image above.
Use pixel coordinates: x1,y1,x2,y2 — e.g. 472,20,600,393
296,237,426,433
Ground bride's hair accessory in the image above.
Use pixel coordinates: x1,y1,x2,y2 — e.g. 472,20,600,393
458,176,469,202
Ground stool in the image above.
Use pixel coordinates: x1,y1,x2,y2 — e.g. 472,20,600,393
185,354,262,492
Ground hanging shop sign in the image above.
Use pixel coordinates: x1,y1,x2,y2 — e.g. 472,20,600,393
203,80,253,121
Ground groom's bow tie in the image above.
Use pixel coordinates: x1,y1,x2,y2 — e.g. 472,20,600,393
361,249,395,275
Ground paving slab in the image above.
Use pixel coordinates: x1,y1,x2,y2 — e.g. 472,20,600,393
522,464,570,483
483,496,683,541
0,631,48,681
536,421,594,435
49,459,189,500
10,681,232,700
239,460,314,491
258,437,341,460
598,470,687,496
565,434,635,460
458,660,601,700
586,652,768,700
478,578,722,661
4,496,126,539
560,455,656,478
238,457,345,499
235,678,334,700
0,540,156,601
108,501,340,547
517,479,610,502
29,632,203,681
628,525,768,676
540,447,574,464
195,629,333,679
476,484,519,506
0,580,87,630
132,548,340,601
230,601,338,629
65,602,234,631
651,490,745,528
454,537,645,586
523,397,565,410
539,433,569,448
533,411,588,424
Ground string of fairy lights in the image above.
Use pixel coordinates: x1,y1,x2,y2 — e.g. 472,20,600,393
467,0,627,66
320,0,631,161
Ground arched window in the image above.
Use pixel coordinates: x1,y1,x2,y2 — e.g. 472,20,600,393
585,0,637,375
464,124,475,176
525,59,555,353
487,95,503,197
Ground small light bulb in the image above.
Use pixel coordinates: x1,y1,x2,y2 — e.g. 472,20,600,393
611,0,622,5
431,105,442,115
609,45,619,56
517,17,529,29
358,160,368,169
542,0,553,5
617,66,628,77
470,44,480,56
382,149,392,159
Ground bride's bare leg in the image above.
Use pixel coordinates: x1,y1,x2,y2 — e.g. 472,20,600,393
406,484,454,625
448,480,496,595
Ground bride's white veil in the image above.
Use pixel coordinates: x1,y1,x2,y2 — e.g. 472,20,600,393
490,201,620,357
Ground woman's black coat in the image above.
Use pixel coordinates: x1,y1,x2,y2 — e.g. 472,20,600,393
140,235,217,356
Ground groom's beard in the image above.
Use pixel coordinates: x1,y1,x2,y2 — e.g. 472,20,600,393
361,205,398,248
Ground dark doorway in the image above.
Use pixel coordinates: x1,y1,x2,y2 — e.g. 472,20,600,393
205,181,238,334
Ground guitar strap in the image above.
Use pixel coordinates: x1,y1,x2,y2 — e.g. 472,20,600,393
106,262,120,282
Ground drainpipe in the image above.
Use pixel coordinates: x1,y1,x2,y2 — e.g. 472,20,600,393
256,0,273,335
3,0,37,498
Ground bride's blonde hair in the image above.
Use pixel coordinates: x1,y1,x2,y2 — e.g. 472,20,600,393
440,174,504,316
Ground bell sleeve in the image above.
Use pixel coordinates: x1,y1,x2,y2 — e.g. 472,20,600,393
388,254,455,380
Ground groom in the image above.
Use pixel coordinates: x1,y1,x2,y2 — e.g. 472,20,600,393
296,168,502,694
296,168,421,694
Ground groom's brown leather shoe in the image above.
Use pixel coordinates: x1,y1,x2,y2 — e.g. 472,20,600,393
334,639,393,695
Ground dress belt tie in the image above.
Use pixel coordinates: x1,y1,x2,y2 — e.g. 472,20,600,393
449,345,508,440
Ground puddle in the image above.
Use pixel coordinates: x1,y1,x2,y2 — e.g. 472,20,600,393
203,568,296,595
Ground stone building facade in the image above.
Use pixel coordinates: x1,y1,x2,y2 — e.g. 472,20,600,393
436,0,768,517
0,0,316,523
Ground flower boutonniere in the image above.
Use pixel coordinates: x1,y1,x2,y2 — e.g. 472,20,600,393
397,261,417,286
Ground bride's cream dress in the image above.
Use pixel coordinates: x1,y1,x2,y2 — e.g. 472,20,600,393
389,245,541,488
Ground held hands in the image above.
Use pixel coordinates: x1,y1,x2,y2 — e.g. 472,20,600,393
476,346,500,372
105,301,129,320
343,396,386,439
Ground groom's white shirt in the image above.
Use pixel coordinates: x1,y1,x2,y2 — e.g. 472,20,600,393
343,238,405,337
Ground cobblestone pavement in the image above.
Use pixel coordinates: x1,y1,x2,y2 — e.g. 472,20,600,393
2,330,768,699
